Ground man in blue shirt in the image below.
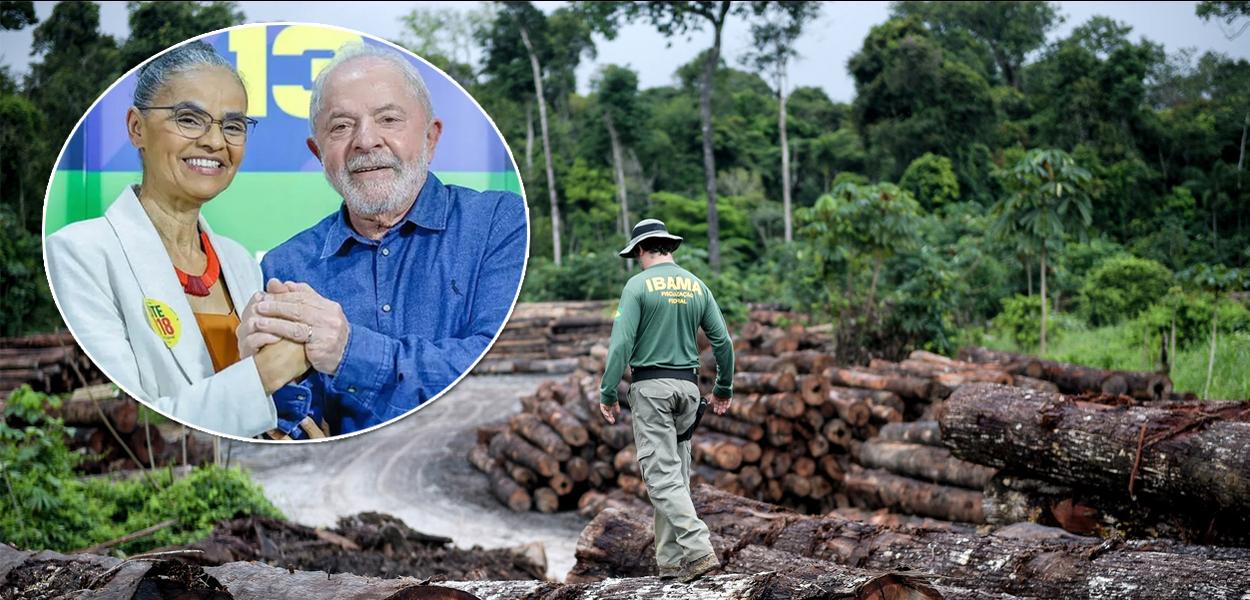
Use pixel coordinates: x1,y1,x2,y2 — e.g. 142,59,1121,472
237,43,526,438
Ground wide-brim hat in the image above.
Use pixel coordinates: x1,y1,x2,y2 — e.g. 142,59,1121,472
619,218,683,257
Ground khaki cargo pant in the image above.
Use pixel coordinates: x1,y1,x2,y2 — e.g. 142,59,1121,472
628,378,714,570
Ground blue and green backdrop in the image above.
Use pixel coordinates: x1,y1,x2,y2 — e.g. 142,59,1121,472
43,23,524,258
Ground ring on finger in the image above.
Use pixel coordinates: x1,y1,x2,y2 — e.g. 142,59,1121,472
305,324,314,344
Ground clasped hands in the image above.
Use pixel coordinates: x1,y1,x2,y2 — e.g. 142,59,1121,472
238,278,349,376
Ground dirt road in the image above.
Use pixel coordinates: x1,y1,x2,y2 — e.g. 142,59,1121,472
230,374,588,581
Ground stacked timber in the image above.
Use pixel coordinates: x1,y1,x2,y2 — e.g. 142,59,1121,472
0,331,107,397
475,301,615,375
471,305,1242,548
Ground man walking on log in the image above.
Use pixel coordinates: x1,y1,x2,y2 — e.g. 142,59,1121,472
599,218,735,583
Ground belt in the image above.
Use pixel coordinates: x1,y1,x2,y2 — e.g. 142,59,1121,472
632,366,698,384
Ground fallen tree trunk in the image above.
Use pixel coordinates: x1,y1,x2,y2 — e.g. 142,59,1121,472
536,400,590,447
509,413,572,461
822,367,946,401
565,507,1012,599
842,467,986,523
983,470,1250,546
957,347,1172,401
735,372,797,394
877,421,943,446
779,350,835,374
489,432,559,478
941,383,1250,513
856,440,996,490
574,485,1250,599
700,413,763,441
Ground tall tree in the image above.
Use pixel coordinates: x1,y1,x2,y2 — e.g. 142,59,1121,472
992,149,1093,354
515,6,562,266
483,2,594,267
892,1,1060,88
741,1,821,243
26,1,118,144
591,65,643,248
581,1,801,271
847,17,996,190
399,4,489,86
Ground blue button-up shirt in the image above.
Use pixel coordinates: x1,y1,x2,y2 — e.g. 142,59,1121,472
261,174,527,437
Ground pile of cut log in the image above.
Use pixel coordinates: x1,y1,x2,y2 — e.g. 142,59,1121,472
0,331,107,397
570,484,1250,599
467,307,974,516
471,303,1250,552
475,301,615,375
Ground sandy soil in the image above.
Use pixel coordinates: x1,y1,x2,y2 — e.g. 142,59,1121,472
229,374,588,582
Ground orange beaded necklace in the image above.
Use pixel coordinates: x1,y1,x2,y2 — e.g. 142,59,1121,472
175,231,220,297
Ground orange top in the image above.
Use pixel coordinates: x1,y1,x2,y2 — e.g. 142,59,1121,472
193,311,241,372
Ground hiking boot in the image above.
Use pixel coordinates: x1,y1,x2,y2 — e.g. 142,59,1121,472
679,553,720,583
657,564,682,580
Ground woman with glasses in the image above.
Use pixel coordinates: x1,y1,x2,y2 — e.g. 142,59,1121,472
46,41,309,438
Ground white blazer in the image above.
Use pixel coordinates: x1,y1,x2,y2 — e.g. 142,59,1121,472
45,186,277,438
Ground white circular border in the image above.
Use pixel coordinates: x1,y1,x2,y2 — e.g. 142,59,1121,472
40,21,531,445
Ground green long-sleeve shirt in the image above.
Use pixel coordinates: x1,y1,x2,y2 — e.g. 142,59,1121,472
599,262,734,404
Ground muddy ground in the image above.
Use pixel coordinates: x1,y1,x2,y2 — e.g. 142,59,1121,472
230,374,587,582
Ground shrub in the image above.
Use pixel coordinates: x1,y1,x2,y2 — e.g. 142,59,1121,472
992,294,1060,350
1079,255,1174,326
1,387,283,554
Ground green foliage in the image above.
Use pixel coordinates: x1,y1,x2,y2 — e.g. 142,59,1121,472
992,294,1060,349
992,148,1093,254
848,16,996,182
892,1,1061,87
0,208,61,336
647,191,758,264
1079,255,1174,326
0,1,37,31
884,245,957,354
1196,1,1250,35
118,2,244,73
97,465,283,554
1135,288,1250,349
521,254,629,302
398,4,487,86
899,152,959,210
562,158,621,254
1,388,282,554
0,387,112,551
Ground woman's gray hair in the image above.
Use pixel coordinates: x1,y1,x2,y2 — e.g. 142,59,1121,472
133,40,243,108
308,42,435,134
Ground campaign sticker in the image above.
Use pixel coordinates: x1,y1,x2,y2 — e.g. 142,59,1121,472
144,298,181,348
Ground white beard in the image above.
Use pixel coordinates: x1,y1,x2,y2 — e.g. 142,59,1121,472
327,145,430,218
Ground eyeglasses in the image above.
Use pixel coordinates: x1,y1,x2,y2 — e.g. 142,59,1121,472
136,105,258,146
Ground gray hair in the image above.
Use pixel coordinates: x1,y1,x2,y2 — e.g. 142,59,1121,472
308,42,436,135
133,40,243,108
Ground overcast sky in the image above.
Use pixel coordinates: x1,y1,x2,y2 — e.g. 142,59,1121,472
2,1,1247,102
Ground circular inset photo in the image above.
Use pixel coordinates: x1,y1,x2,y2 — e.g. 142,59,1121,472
42,23,529,442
